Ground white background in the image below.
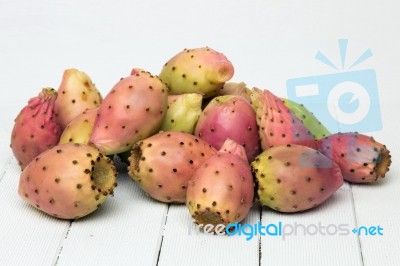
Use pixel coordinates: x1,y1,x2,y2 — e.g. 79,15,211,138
1,1,399,265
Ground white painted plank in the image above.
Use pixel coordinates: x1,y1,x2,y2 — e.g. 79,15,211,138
261,183,362,266
0,157,69,266
56,161,168,266
351,103,400,266
157,205,260,266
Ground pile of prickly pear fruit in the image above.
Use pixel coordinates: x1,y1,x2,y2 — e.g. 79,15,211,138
11,47,392,231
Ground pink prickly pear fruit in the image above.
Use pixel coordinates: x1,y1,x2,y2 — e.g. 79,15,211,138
54,68,102,129
250,88,316,150
128,131,217,203
89,69,168,155
18,143,117,219
251,144,343,213
217,82,251,103
10,88,62,170
194,95,261,162
186,139,254,230
160,93,203,134
316,132,391,183
159,47,234,98
59,108,98,145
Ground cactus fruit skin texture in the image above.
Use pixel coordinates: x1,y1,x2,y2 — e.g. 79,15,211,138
59,108,98,145
252,144,343,213
54,69,102,129
317,132,391,183
251,88,317,150
128,131,217,203
11,88,62,170
160,93,203,134
217,82,252,103
195,95,261,162
186,139,254,230
89,70,168,155
159,47,234,98
282,98,331,139
18,143,117,219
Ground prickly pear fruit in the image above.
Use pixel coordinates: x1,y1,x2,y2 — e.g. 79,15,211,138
54,69,102,129
282,98,331,139
59,108,98,145
186,139,254,230
18,143,117,219
251,144,343,213
89,70,168,155
11,88,62,170
217,82,251,103
195,95,260,161
160,93,203,134
316,132,391,183
128,131,217,203
159,47,234,98
250,88,316,150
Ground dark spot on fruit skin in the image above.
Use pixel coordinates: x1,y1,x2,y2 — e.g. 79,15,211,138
290,190,297,195
49,199,55,204
276,179,281,184
226,210,230,214
84,169,91,174
172,168,177,173
95,195,100,201
202,188,207,193
161,151,166,156
76,184,82,189
149,168,153,173
34,189,39,194
197,204,201,209
350,169,355,173
72,160,78,165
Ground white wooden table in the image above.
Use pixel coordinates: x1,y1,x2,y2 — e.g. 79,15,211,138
1,1,399,265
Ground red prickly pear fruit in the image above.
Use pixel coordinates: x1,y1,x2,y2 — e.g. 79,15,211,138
54,68,102,129
217,82,252,103
195,95,261,162
89,69,168,155
250,88,317,150
18,143,117,219
128,131,217,203
186,139,254,231
10,88,62,170
159,47,234,98
251,144,343,213
282,98,331,140
316,132,391,183
160,93,203,134
59,108,98,145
